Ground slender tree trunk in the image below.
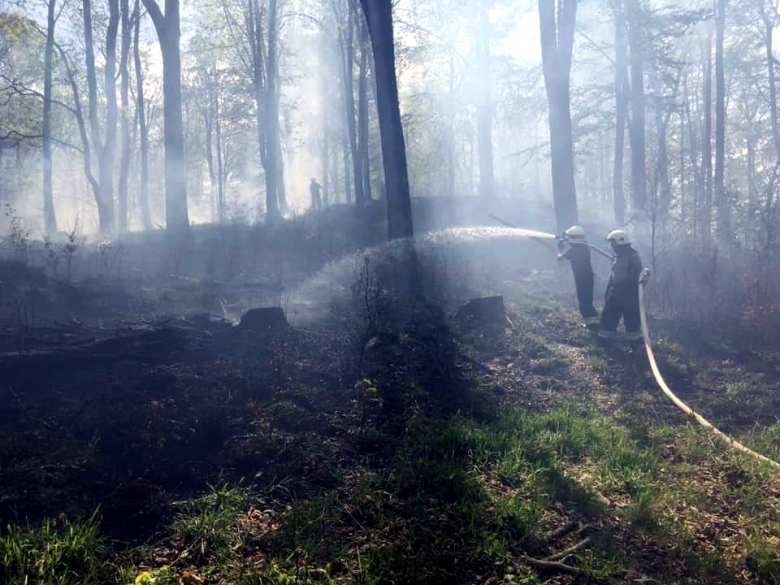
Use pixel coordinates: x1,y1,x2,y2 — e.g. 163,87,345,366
359,0,414,239
626,0,646,211
118,0,133,233
539,0,579,233
142,0,190,234
613,0,627,225
357,18,372,202
763,9,780,160
43,0,57,235
476,0,494,199
447,51,456,197
133,0,152,230
714,0,727,240
83,0,117,233
702,28,713,250
203,106,217,222
340,0,365,209
216,104,225,222
262,0,281,219
746,132,756,247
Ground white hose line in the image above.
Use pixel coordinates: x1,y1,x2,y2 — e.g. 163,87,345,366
638,283,780,471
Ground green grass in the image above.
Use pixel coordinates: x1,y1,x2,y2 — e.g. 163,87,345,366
172,484,252,561
746,534,780,585
0,510,104,585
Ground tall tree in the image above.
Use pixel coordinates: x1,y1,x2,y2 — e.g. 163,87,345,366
626,0,646,210
118,0,133,233
357,14,372,203
133,0,152,230
701,27,713,249
476,0,494,199
538,0,579,233
359,0,413,239
141,0,190,234
759,1,780,161
714,0,728,239
81,0,119,233
613,0,627,225
42,0,59,235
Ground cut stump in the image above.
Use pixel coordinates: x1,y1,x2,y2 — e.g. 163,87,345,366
238,307,288,333
454,296,512,328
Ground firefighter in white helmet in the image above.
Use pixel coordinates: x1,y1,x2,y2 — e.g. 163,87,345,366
557,226,599,329
599,229,645,346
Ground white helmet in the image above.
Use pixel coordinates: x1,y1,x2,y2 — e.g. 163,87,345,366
564,226,585,241
607,229,631,245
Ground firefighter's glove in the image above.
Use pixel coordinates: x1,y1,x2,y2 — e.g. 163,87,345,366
639,268,651,286
556,239,565,253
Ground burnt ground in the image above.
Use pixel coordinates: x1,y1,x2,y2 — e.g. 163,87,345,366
0,225,779,585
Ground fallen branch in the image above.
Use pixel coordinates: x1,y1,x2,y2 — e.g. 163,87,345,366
545,521,580,542
522,555,583,574
544,536,591,562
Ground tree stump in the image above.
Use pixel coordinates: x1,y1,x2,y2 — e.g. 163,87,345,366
454,296,512,328
238,307,288,333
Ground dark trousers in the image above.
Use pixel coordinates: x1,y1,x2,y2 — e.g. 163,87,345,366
599,293,641,341
573,271,599,325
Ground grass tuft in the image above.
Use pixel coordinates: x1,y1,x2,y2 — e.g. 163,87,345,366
0,510,103,585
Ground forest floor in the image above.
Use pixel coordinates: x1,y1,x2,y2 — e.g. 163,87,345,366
1,244,779,584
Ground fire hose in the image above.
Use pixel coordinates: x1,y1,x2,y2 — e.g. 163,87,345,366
638,281,780,470
488,214,780,470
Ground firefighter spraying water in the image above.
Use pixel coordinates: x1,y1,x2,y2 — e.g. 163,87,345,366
556,226,600,330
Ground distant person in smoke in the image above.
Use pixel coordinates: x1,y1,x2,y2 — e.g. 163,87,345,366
310,178,323,211
557,226,599,329
598,229,650,348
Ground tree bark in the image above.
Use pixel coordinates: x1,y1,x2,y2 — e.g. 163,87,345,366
357,16,372,202
613,0,627,225
714,0,727,240
118,0,133,233
83,0,118,233
762,5,780,160
539,0,579,233
338,0,365,209
476,0,494,199
133,0,152,230
626,0,646,211
141,0,190,235
701,28,713,250
359,0,414,239
42,0,58,235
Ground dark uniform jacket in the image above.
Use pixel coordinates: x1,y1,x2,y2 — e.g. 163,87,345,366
562,243,593,276
606,245,643,306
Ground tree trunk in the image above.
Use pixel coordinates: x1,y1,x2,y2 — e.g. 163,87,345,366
763,7,780,160
339,0,365,209
133,0,152,230
701,28,713,250
539,0,579,233
626,0,646,211
83,0,117,234
447,51,456,197
216,99,225,222
357,17,372,202
261,0,281,219
142,0,190,235
203,105,217,222
613,0,627,225
476,0,494,199
42,0,57,235
359,0,414,239
714,0,728,240
118,0,133,233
